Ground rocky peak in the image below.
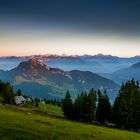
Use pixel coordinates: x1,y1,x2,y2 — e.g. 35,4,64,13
14,59,66,77
17,59,49,70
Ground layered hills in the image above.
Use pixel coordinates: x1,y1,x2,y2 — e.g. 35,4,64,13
0,59,119,100
107,62,140,84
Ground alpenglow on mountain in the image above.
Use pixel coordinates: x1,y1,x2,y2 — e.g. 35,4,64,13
1,54,140,73
0,59,119,101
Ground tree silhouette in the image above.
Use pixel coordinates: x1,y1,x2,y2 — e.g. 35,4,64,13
62,90,73,119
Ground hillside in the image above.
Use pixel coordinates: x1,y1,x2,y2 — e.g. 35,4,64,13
105,62,140,84
0,59,119,101
0,105,140,140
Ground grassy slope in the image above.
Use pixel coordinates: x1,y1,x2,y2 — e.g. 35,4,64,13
24,103,63,116
38,104,63,116
0,105,140,140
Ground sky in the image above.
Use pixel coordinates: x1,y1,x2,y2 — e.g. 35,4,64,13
0,0,140,57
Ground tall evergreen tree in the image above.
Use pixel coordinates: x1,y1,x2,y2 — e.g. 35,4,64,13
16,89,22,96
72,94,82,121
113,79,140,130
0,80,4,94
62,90,73,119
81,92,91,123
104,90,111,124
2,82,14,104
96,90,111,125
72,90,97,123
88,89,97,123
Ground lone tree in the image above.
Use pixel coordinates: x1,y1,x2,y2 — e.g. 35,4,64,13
62,90,73,119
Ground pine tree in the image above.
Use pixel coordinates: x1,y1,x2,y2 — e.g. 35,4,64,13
88,89,97,123
102,90,112,124
81,92,91,123
2,83,14,104
16,89,22,96
72,94,82,121
113,79,140,130
96,90,111,125
0,80,4,94
62,90,73,119
96,90,104,124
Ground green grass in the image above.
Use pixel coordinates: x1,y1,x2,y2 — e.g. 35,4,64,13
38,103,63,116
0,105,140,140
24,103,63,116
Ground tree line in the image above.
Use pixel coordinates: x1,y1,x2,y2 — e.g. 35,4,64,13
1,79,140,131
0,80,62,107
0,80,15,104
62,79,140,131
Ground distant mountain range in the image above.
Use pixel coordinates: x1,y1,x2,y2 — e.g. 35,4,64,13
0,54,140,101
1,53,140,59
0,53,119,59
1,54,140,74
0,59,119,101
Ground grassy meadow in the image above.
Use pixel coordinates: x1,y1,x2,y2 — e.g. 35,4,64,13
0,105,140,140
24,103,63,116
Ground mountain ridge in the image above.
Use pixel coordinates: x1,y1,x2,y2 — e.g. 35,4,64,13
1,54,140,73
0,59,119,101
1,53,140,59
101,61,140,84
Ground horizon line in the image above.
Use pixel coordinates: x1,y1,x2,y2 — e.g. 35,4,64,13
0,53,140,59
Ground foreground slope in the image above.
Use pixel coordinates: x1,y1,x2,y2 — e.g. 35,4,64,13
0,59,119,100
0,105,140,140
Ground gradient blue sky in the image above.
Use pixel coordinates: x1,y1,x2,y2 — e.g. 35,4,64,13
0,0,140,57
